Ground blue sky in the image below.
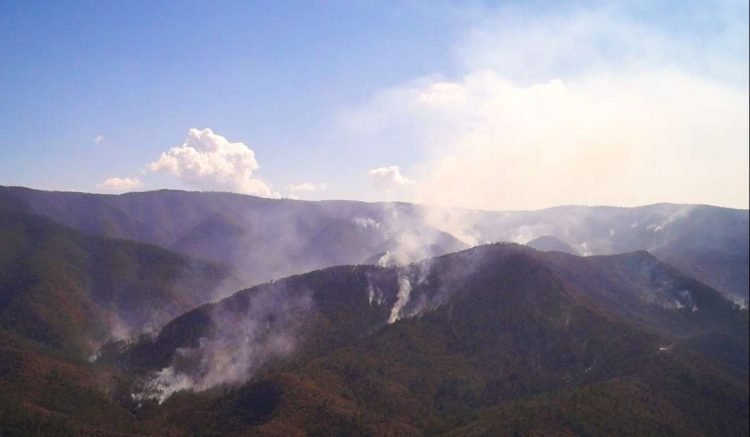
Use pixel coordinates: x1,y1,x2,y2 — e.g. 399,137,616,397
1,0,748,209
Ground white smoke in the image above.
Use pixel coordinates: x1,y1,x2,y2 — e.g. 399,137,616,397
367,280,385,307
343,2,749,210
388,276,413,324
136,366,194,404
377,231,429,266
509,225,542,245
365,203,473,268
135,286,313,403
353,217,380,230
646,205,694,233
421,207,482,246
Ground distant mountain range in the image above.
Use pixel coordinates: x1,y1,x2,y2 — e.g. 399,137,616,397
0,186,747,435
1,186,747,302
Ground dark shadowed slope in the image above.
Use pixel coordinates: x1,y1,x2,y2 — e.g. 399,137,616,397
0,209,234,356
108,243,747,435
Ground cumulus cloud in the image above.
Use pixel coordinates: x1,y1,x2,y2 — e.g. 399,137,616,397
368,166,416,190
344,1,749,210
288,182,327,193
149,128,280,198
96,177,143,193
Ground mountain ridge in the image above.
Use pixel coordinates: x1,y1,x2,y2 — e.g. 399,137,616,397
1,236,747,434
0,208,236,356
106,242,747,435
2,185,747,302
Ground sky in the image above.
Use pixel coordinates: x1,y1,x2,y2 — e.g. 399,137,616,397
1,0,748,210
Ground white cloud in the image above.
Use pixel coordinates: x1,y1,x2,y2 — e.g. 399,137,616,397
149,128,279,198
96,177,143,193
344,2,749,210
368,166,416,190
288,182,327,193
94,135,105,144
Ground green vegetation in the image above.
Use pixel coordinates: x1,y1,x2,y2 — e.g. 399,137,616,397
0,207,746,435
0,209,231,355
109,245,748,435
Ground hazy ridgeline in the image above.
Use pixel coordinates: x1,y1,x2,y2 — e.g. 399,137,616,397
2,186,747,302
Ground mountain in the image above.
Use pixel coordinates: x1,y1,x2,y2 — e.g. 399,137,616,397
0,187,468,287
101,243,748,435
1,186,746,302
1,241,746,434
538,250,749,374
0,327,147,435
526,235,579,254
468,203,750,301
0,209,234,356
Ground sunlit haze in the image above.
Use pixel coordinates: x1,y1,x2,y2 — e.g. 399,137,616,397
1,0,747,209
